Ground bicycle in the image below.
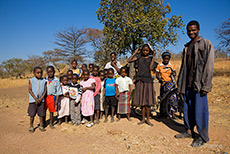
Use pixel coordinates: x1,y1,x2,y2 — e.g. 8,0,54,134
131,67,184,126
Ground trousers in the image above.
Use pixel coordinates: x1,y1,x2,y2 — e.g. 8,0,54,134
70,99,81,124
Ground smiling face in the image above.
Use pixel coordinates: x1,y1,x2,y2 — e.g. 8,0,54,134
62,76,68,85
47,67,55,79
72,61,77,69
67,71,73,80
107,70,114,79
72,74,78,84
163,56,170,65
83,71,90,81
187,25,200,41
92,67,99,77
120,68,127,77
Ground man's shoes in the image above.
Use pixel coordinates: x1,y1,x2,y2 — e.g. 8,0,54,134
174,131,192,138
191,136,205,147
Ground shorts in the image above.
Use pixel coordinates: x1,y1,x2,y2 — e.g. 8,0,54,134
46,95,56,113
104,96,117,107
94,94,100,110
27,102,46,117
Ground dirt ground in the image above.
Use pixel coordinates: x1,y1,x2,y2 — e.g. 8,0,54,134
0,76,229,154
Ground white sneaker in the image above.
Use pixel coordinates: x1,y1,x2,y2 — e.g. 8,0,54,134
81,120,86,124
86,122,94,128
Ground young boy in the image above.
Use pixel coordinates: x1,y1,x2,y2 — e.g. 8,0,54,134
69,74,82,126
27,66,47,133
90,66,101,124
67,70,73,84
115,67,133,121
88,63,94,76
104,68,117,123
156,52,176,118
45,66,62,128
70,60,82,78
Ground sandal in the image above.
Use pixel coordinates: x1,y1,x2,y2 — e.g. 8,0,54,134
86,122,94,128
29,127,34,133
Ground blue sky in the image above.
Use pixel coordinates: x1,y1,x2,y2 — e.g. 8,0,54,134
0,0,229,63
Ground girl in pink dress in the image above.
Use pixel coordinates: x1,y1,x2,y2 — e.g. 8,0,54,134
80,69,95,128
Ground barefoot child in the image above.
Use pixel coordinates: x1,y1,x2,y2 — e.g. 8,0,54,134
69,74,82,126
90,66,101,124
28,66,47,133
45,66,62,128
115,67,133,121
104,68,117,123
80,69,96,128
127,44,156,126
99,70,105,118
58,75,70,125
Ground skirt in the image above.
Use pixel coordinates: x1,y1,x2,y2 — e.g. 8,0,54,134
133,80,156,106
117,92,130,114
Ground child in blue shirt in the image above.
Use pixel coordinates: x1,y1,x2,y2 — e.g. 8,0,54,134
104,68,117,123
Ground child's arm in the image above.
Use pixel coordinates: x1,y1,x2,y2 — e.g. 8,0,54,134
150,50,156,70
156,72,163,81
38,82,47,103
82,83,95,92
111,60,121,74
127,48,140,63
115,84,119,99
75,86,83,104
129,84,132,93
28,80,39,104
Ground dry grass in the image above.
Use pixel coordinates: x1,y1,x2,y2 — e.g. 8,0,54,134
0,78,29,89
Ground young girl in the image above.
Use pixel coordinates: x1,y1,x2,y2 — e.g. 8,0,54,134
58,75,70,125
80,69,96,128
115,67,133,121
127,44,156,126
99,70,105,118
28,66,47,133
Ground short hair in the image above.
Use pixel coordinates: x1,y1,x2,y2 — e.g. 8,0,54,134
89,63,94,67
72,73,78,78
110,52,116,56
141,44,153,53
82,63,87,68
33,66,42,73
71,59,77,64
67,69,73,74
162,52,171,59
60,74,68,81
93,65,100,71
46,65,55,72
83,69,90,74
108,68,114,73
120,67,127,73
99,70,105,75
187,20,200,30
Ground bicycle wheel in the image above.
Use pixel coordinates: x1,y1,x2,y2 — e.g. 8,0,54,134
165,89,184,126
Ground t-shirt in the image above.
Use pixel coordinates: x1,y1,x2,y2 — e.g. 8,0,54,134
90,76,101,96
70,68,82,78
69,82,82,103
156,62,175,82
135,56,153,83
115,76,133,93
105,61,122,77
104,78,116,96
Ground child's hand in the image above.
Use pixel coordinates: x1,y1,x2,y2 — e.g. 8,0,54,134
82,87,87,92
111,60,117,66
116,95,119,101
35,98,41,104
74,102,77,105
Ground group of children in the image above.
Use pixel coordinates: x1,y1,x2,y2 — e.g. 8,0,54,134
27,44,176,132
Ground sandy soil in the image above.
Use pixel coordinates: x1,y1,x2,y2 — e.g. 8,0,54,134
0,76,229,154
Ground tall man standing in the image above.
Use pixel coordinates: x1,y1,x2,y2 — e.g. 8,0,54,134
175,20,214,147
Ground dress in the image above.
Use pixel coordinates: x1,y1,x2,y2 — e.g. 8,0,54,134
133,56,156,106
80,78,95,116
58,84,70,119
100,80,105,111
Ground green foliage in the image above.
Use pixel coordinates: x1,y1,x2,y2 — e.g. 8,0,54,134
96,0,184,54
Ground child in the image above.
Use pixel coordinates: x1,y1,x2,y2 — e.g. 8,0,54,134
80,69,96,128
58,75,70,125
88,63,94,76
127,44,156,126
115,67,133,121
81,63,87,70
70,60,82,78
27,66,47,133
104,68,117,123
67,70,73,84
156,52,177,118
104,68,108,78
69,74,82,126
90,66,101,124
45,66,62,128
99,70,105,118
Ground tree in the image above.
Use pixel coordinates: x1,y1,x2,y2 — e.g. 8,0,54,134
54,27,88,63
86,28,111,67
215,18,230,58
1,58,27,78
96,0,184,54
43,49,64,72
26,55,47,73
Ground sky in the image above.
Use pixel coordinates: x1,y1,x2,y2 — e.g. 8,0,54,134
0,0,229,63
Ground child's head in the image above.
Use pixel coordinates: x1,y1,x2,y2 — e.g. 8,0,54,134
82,69,90,81
46,66,55,78
34,66,43,79
71,60,78,69
186,20,200,40
92,65,99,77
67,70,73,80
107,68,114,79
162,52,171,65
81,63,87,70
88,63,94,72
99,70,105,81
104,69,108,78
110,52,117,61
72,74,78,84
120,67,127,77
141,44,153,56
61,75,68,85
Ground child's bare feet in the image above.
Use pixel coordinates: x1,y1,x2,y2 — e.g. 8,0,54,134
111,117,114,123
28,127,34,133
49,124,55,129
127,118,132,121
137,120,145,125
146,120,153,126
39,126,46,132
57,120,61,125
116,118,120,122
95,119,100,124
104,118,108,123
